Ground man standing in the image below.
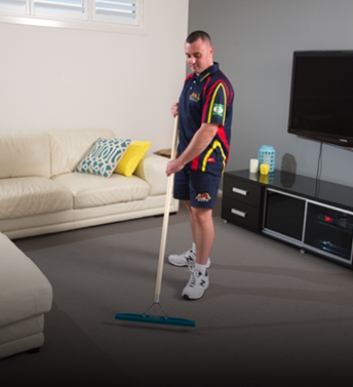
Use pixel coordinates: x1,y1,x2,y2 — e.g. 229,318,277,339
166,30,234,300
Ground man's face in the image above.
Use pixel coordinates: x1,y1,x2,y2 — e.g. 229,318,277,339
185,38,214,76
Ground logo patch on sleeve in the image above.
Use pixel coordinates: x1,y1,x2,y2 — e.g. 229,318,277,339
212,104,224,117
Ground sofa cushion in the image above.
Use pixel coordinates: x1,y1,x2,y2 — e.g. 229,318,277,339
0,177,73,219
134,153,169,196
53,172,150,209
48,128,116,177
76,138,131,178
0,131,50,179
0,232,52,329
116,141,152,177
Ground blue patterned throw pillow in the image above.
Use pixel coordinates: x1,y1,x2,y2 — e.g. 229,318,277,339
76,138,131,178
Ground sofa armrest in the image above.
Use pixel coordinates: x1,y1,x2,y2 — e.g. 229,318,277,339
134,153,168,196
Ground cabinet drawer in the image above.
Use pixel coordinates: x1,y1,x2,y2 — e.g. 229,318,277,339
221,197,262,230
223,176,263,207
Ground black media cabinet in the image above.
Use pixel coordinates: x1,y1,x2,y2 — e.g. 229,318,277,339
221,169,353,267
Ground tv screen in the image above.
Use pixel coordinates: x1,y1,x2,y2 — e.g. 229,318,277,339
288,50,353,147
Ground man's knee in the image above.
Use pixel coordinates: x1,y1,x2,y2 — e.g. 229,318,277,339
191,207,213,225
184,200,192,213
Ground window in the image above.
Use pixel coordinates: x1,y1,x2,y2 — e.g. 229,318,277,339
0,0,144,33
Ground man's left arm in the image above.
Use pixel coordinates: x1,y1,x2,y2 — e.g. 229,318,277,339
166,123,218,176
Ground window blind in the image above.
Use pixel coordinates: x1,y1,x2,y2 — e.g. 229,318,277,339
0,0,142,28
0,0,27,16
94,0,139,25
33,0,87,21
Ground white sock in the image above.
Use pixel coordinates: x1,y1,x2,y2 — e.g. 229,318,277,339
195,263,207,275
192,242,196,254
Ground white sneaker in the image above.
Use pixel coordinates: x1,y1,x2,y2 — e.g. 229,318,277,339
182,267,209,300
168,249,211,268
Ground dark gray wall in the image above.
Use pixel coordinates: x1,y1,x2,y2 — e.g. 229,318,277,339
189,0,353,186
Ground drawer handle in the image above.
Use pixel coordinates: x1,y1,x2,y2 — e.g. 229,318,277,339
231,208,247,218
232,187,248,196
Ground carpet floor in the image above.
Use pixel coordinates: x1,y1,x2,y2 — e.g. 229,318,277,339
3,199,353,386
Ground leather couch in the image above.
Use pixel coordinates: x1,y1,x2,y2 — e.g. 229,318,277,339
0,128,178,359
0,128,178,239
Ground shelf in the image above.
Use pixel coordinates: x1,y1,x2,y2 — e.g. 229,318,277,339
222,169,353,268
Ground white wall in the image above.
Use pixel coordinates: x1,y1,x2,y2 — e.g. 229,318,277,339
0,0,189,152
189,0,353,186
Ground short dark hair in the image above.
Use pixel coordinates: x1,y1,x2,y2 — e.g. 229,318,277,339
186,30,212,45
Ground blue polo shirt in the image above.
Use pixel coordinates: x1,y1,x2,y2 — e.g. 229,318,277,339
178,62,234,176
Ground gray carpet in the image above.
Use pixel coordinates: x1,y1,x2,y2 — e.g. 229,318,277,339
4,198,353,386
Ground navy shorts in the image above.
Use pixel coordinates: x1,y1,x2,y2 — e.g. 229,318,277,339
173,168,221,209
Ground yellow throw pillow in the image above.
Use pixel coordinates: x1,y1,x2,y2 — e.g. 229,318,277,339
116,141,152,177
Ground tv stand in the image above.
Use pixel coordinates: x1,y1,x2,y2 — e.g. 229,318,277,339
221,170,353,267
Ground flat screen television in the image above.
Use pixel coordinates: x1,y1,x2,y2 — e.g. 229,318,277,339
288,50,353,147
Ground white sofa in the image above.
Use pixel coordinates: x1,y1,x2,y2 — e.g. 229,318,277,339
0,232,53,359
0,128,178,359
0,128,178,239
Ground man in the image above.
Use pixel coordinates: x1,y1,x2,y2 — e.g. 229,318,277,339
166,30,234,300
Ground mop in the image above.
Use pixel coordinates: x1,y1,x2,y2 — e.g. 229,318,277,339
115,116,196,328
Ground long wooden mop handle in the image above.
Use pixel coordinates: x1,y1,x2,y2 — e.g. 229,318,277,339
154,116,179,303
